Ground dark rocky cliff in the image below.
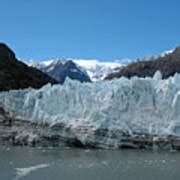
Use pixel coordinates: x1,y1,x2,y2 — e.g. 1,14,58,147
0,43,58,91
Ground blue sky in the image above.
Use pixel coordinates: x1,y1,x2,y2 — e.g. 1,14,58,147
1,0,180,61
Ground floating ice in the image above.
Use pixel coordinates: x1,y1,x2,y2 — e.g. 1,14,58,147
14,163,50,180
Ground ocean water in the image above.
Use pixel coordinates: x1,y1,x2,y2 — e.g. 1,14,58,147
0,145,180,180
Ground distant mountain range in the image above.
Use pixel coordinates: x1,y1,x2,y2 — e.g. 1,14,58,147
1,42,179,92
26,59,125,82
26,48,178,83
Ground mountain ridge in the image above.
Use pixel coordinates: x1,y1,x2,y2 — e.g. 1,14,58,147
0,43,58,91
27,59,124,81
106,47,180,80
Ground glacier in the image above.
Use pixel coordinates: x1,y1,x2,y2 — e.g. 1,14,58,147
1,71,180,149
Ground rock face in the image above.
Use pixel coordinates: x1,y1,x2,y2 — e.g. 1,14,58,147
106,47,180,80
40,60,91,84
0,43,58,91
1,73,180,149
0,43,16,60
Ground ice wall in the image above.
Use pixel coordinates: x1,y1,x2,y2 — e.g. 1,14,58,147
1,71,180,148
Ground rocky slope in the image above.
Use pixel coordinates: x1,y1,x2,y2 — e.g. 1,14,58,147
106,47,180,80
0,43,58,91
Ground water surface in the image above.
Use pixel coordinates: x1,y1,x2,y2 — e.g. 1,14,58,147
0,145,180,180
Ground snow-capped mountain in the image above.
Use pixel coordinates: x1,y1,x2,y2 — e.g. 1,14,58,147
26,48,177,82
161,48,175,57
27,59,54,69
73,59,124,81
28,59,91,84
27,58,125,82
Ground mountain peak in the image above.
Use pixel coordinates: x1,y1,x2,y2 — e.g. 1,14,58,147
173,46,180,57
0,43,16,60
40,59,91,84
0,43,58,91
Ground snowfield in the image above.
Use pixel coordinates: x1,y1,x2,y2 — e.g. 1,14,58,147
26,59,124,81
74,59,123,81
1,71,180,149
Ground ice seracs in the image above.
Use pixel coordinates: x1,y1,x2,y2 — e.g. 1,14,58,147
1,71,180,149
153,70,162,80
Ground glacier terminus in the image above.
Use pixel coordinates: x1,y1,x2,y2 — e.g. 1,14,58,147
1,71,180,149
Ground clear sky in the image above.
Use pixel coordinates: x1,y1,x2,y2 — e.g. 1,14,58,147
1,0,180,61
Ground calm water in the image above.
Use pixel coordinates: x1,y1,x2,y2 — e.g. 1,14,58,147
0,145,180,180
